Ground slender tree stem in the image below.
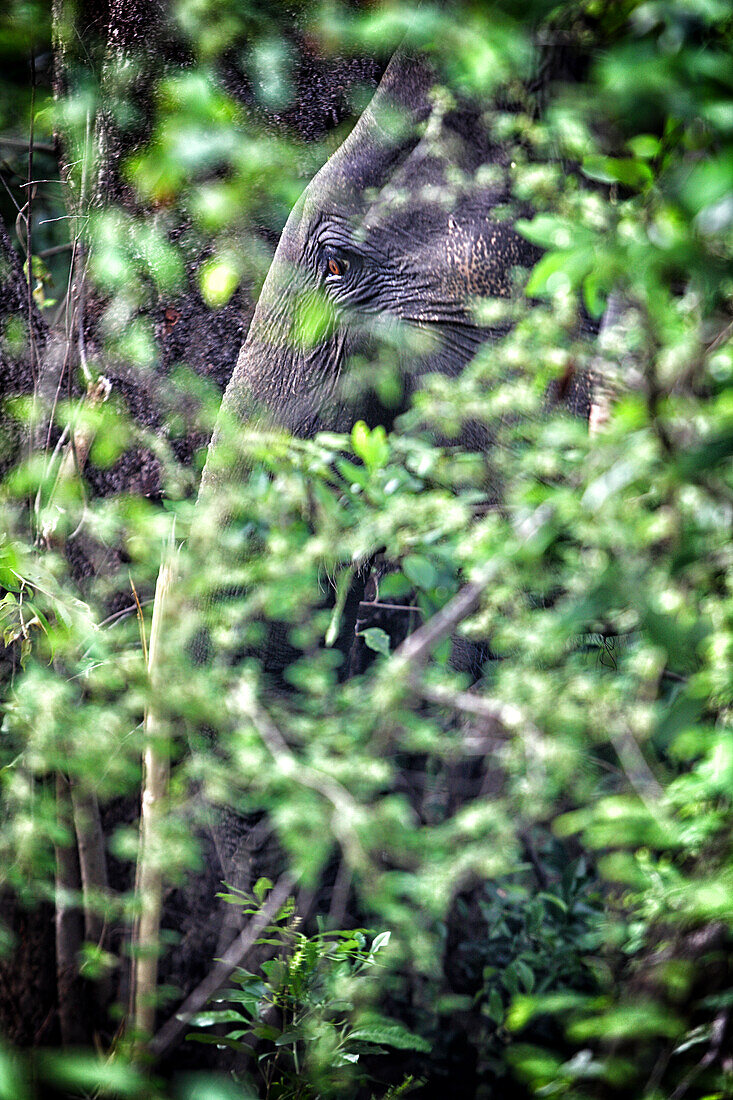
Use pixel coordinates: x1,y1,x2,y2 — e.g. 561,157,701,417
54,772,86,1045
69,783,109,946
26,50,37,387
131,529,177,1055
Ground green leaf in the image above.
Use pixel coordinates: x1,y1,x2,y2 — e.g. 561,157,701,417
402,554,437,590
369,930,391,957
567,1002,683,1042
627,134,660,159
359,627,391,657
189,1009,247,1027
350,1021,431,1052
582,155,653,189
200,255,240,307
485,987,505,1025
36,1053,144,1097
525,247,593,298
253,877,273,902
377,572,413,599
274,1030,302,1046
252,1023,282,1042
515,959,535,993
336,457,370,488
583,270,607,319
0,1045,30,1100
516,215,575,249
184,1034,253,1051
352,420,389,469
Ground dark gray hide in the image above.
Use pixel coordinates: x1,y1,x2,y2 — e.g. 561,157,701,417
200,50,541,496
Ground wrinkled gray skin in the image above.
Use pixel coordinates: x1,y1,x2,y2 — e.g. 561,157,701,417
201,51,540,495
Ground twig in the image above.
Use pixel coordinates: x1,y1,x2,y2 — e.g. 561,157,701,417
54,772,86,1045
388,507,552,745
705,318,733,355
0,168,22,213
35,375,112,546
38,213,89,225
37,241,73,258
669,1009,730,1100
130,528,177,1054
148,872,296,1061
235,688,368,870
588,292,626,436
393,505,551,674
18,178,65,188
99,601,152,630
69,781,110,946
129,575,148,666
0,136,56,154
327,858,353,929
359,601,423,614
26,51,37,387
69,781,113,1010
393,574,490,671
609,726,664,805
413,680,536,738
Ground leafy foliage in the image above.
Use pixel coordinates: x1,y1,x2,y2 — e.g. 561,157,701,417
188,880,425,1098
0,1,732,1098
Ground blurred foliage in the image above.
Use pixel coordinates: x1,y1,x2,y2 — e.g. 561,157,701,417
1,0,733,1098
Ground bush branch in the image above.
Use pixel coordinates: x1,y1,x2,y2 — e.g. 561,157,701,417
148,872,296,1061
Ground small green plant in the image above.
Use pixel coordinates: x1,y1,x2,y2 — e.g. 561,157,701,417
187,879,428,1098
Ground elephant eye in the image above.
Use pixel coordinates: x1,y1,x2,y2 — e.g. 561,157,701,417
326,254,350,278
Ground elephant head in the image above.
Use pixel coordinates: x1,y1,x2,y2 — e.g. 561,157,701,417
200,50,541,494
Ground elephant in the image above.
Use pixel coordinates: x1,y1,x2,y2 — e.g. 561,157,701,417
167,45,601,1082
188,49,527,898
191,46,595,899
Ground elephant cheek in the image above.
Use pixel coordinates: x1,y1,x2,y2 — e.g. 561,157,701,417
236,321,347,437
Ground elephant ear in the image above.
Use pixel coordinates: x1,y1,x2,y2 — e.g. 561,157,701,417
313,50,436,206
199,50,438,498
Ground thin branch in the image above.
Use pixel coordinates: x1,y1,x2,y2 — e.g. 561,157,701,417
236,690,368,870
37,241,73,258
54,772,86,1046
705,318,733,355
413,680,536,738
130,576,148,665
149,872,296,1061
99,601,153,630
26,50,37,387
669,1009,730,1100
69,781,110,946
38,213,89,225
35,375,112,546
0,168,22,213
327,858,353,929
386,507,553,753
609,726,664,805
393,504,551,673
130,530,177,1054
69,781,113,1011
359,600,423,614
0,136,56,154
393,575,490,671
